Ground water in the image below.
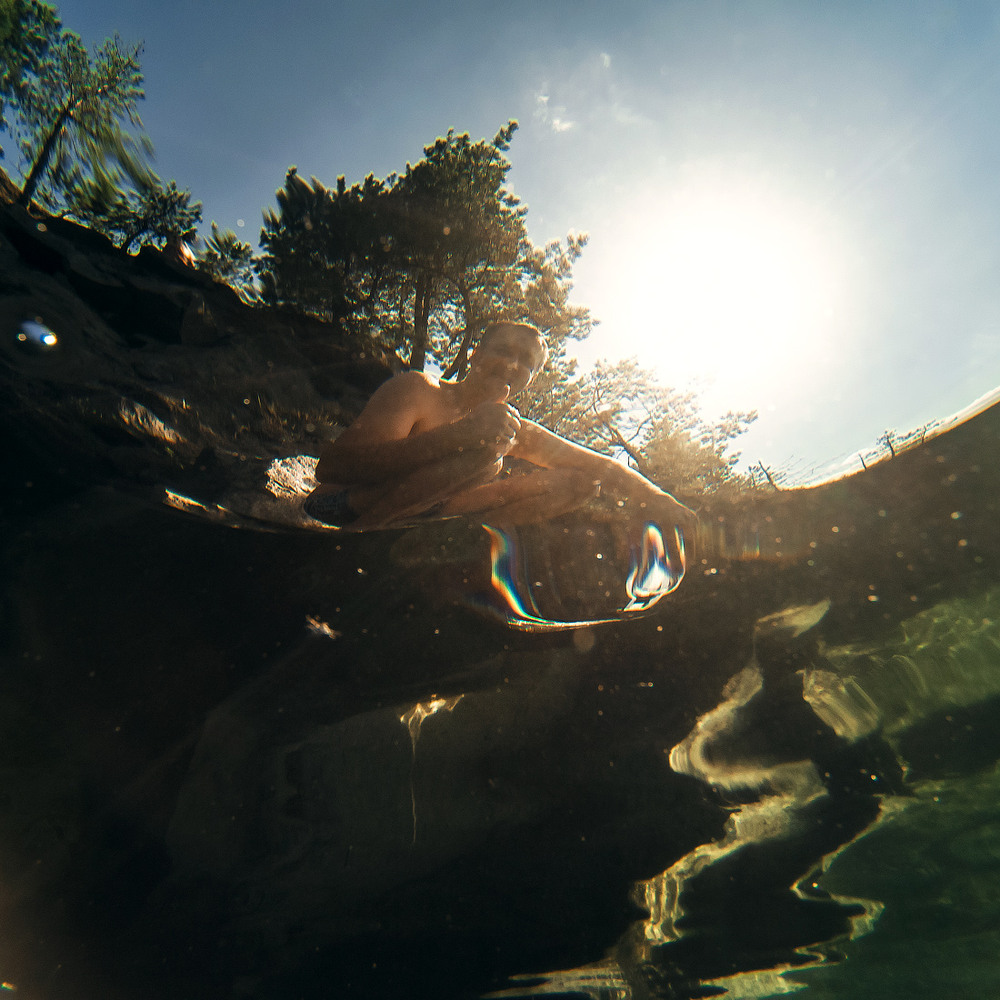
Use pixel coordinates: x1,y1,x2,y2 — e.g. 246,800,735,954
4,218,1000,999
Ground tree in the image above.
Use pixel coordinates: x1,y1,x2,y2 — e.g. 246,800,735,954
384,122,529,369
519,356,756,496
441,232,593,379
641,399,758,496
0,0,59,156
5,22,152,210
258,122,592,373
198,221,259,302
69,173,201,250
258,167,397,326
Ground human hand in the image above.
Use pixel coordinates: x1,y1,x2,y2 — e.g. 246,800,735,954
464,400,522,456
624,490,698,560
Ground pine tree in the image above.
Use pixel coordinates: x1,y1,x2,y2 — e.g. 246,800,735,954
6,22,151,210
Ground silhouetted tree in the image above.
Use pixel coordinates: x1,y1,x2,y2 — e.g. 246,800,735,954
5,17,152,210
259,167,397,326
70,174,201,250
384,122,528,369
198,221,259,302
0,0,59,157
257,122,592,371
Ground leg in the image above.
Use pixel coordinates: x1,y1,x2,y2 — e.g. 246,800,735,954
345,448,505,529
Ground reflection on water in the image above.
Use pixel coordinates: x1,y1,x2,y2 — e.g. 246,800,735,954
482,521,686,631
493,579,1000,999
401,695,465,844
624,523,686,612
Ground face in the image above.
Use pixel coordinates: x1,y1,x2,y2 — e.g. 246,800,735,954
470,330,546,399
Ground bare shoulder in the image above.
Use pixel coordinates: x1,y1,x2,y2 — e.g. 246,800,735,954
363,370,441,415
339,370,440,442
377,370,439,400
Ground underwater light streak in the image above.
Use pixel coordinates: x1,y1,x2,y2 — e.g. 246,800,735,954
400,695,464,843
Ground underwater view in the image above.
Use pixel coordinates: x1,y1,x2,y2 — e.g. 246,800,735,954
5,183,1000,999
4,3,1000,999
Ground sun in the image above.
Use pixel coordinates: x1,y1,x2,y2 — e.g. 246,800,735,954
589,174,848,414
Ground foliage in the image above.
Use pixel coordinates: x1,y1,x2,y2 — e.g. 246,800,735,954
519,356,757,495
258,122,593,371
0,0,58,155
198,221,260,302
259,167,395,325
387,122,528,370
3,13,153,211
2,6,205,255
69,173,201,250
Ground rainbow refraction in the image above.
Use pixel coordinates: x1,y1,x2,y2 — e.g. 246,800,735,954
624,523,686,611
482,521,686,631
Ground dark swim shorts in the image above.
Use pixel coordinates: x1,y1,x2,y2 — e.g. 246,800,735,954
303,489,360,527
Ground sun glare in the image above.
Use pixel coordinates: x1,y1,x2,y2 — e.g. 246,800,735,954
596,176,847,414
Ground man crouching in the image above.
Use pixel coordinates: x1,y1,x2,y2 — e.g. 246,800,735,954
305,322,696,538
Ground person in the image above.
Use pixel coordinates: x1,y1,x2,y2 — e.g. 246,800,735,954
305,322,696,538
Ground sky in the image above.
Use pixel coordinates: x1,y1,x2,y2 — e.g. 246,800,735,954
42,0,1000,481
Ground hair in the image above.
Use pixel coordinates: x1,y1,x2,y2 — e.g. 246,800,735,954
477,322,549,371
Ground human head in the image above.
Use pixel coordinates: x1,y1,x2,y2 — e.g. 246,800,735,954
474,322,548,375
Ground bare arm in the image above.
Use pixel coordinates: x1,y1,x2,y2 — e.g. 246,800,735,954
511,418,695,521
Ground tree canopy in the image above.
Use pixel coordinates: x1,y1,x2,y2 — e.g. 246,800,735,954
1,2,200,254
69,174,202,251
6,19,150,210
198,222,259,302
519,356,757,496
0,0,58,157
258,122,592,372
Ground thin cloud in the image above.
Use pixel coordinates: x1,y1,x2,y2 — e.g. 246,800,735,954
531,52,649,139
535,91,577,133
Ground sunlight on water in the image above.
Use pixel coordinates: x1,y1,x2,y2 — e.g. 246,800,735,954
482,521,686,632
163,488,229,521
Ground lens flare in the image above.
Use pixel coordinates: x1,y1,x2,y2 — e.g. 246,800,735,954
15,318,59,352
480,521,687,632
624,523,686,611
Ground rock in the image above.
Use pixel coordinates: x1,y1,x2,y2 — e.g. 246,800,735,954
0,200,395,526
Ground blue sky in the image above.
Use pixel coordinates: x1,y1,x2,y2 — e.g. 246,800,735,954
44,0,1000,479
